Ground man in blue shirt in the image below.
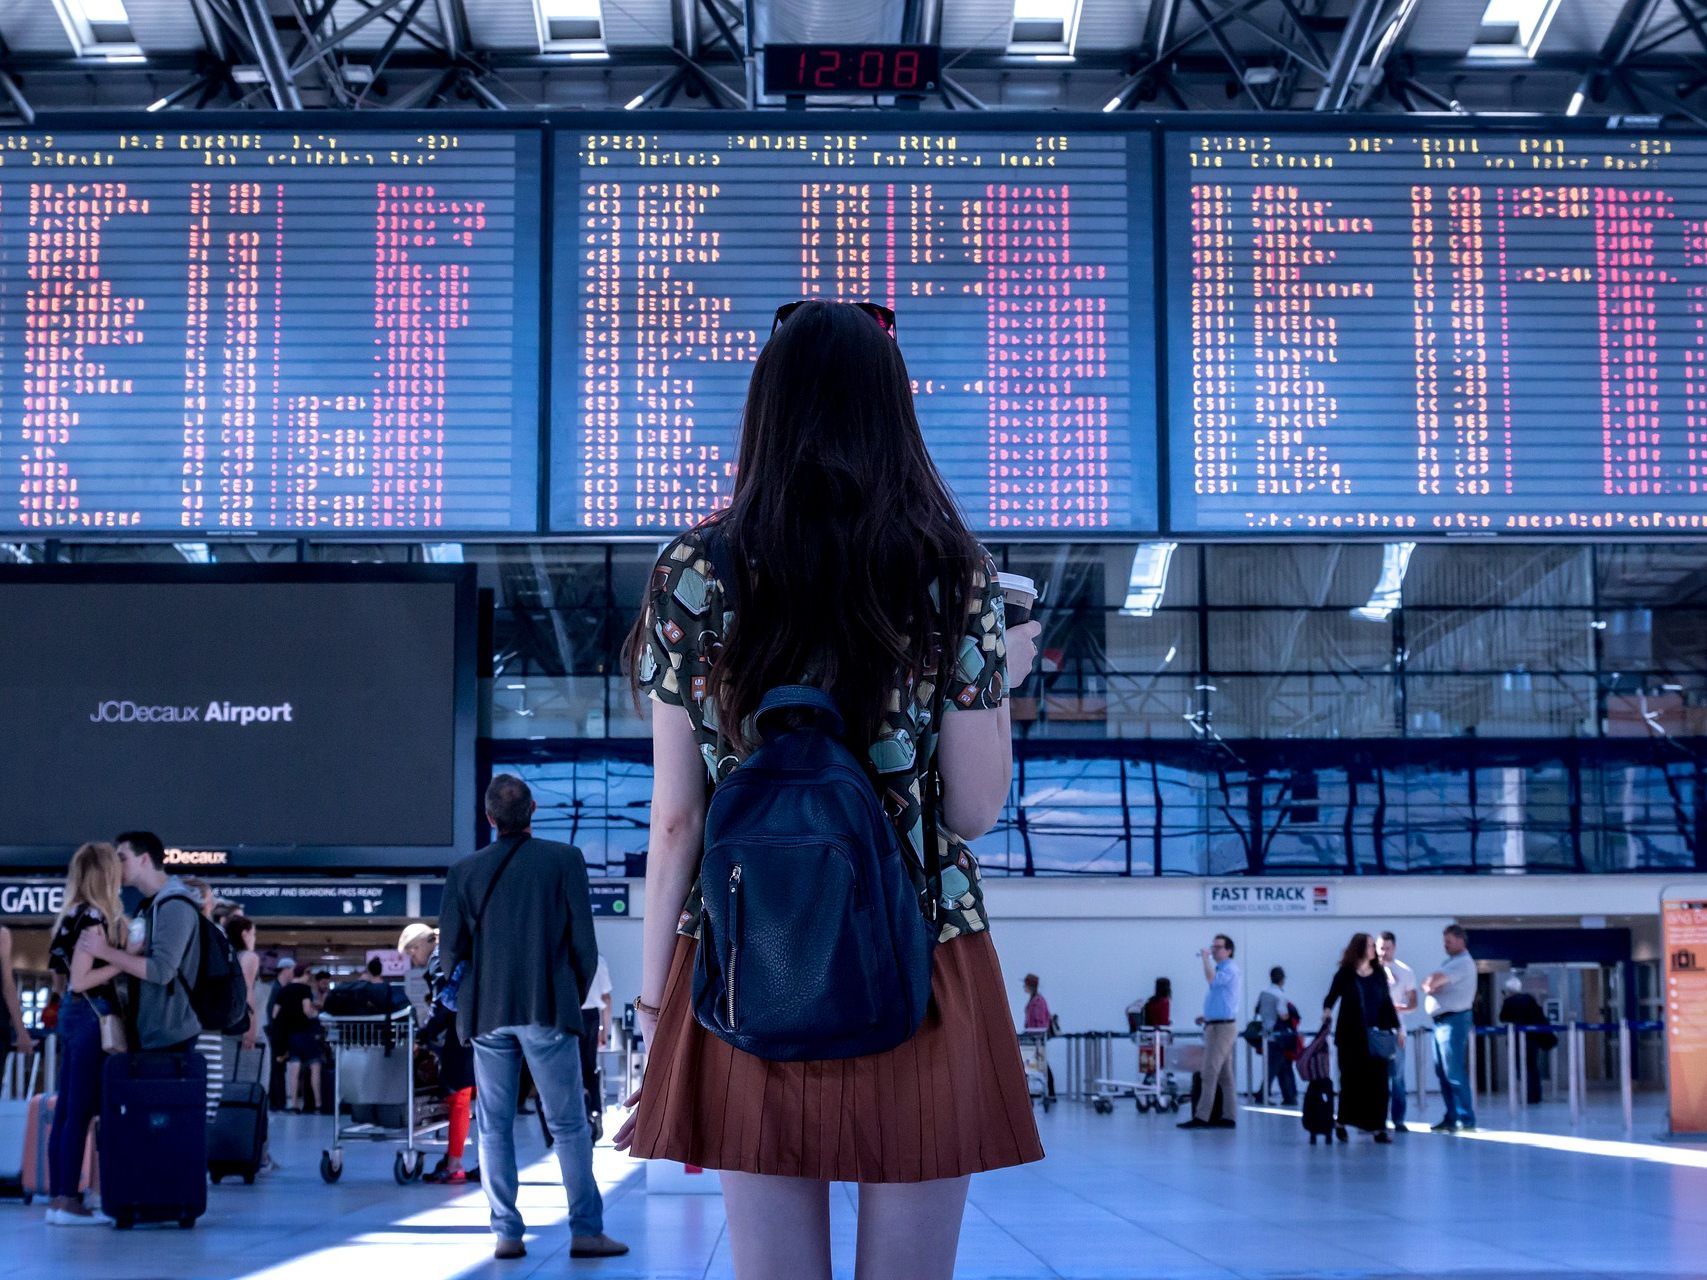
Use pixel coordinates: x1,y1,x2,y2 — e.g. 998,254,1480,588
1180,934,1241,1130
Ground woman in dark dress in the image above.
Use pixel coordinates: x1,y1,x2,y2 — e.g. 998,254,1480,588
1323,932,1401,1145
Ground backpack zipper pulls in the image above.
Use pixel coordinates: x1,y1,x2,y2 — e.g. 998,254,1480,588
727,865,742,1030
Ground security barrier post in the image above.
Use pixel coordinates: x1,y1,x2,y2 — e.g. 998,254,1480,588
1619,1019,1634,1133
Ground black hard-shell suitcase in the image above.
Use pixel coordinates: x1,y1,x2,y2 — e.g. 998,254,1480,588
209,1081,267,1184
1303,1077,1337,1144
101,1052,208,1229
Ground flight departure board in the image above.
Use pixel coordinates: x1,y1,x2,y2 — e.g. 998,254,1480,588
1166,128,1707,534
552,127,1155,533
3,129,540,534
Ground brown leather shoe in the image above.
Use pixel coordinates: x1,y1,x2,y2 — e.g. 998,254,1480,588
494,1237,526,1260
570,1234,630,1258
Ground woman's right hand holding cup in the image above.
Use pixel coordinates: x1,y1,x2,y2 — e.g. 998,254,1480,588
1006,621,1043,688
997,573,1043,688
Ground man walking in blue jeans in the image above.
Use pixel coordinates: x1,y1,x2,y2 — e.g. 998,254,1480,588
1380,931,1420,1133
441,776,628,1261
1423,923,1478,1133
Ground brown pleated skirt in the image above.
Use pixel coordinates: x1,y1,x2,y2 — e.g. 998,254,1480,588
629,931,1046,1183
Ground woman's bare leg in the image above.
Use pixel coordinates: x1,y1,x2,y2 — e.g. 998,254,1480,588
719,1171,832,1280
853,1175,971,1280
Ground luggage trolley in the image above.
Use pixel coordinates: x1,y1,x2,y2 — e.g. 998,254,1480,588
1092,1028,1199,1114
318,1008,444,1185
1018,1031,1053,1111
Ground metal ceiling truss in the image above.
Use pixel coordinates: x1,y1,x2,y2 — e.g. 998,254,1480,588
1575,0,1707,128
1103,0,1434,114
0,0,1703,119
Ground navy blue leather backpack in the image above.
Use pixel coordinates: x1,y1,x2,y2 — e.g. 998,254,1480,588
689,531,948,1061
691,685,940,1061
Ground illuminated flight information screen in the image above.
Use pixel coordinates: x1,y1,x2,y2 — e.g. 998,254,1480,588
1167,128,1707,534
3,129,540,534
553,127,1154,533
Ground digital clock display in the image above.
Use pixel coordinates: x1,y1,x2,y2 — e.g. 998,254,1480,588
762,44,941,96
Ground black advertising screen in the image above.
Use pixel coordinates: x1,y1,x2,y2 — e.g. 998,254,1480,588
0,567,476,868
1166,127,1707,534
2,129,540,534
552,126,1156,533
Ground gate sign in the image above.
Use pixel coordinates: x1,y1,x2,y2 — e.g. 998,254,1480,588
1205,882,1335,917
0,881,64,917
1662,897,1707,1137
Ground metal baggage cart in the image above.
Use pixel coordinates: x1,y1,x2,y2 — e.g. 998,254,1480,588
1093,1028,1200,1114
317,1008,445,1185
1018,1031,1053,1111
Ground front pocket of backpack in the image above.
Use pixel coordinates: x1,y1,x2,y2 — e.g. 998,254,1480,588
724,838,882,1043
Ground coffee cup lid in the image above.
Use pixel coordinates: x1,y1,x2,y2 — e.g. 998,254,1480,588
996,572,1038,595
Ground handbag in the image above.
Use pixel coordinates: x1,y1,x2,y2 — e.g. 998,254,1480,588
1367,1028,1398,1060
90,995,130,1055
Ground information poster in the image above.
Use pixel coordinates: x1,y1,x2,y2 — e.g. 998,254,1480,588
1662,896,1707,1137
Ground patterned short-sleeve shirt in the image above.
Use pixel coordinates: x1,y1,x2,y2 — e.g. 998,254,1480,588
638,528,1008,945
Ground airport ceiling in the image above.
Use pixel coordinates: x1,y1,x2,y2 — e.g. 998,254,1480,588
0,0,1700,119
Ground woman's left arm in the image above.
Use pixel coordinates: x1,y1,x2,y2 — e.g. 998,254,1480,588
240,951,262,1049
76,930,150,980
68,945,123,995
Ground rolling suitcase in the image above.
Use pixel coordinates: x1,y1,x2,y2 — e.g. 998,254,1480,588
101,1052,208,1229
1303,1078,1337,1145
208,1081,267,1184
23,1100,99,1206
1,1055,37,1198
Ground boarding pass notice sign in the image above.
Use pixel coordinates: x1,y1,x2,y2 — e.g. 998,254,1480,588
1205,882,1335,917
1662,893,1707,1137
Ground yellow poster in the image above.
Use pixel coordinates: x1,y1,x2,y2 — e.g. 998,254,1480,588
1663,898,1707,1137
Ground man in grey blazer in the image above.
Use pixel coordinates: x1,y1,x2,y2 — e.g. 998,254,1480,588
441,774,628,1261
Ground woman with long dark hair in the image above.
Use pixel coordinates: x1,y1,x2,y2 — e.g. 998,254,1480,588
1322,931,1401,1145
613,300,1045,1279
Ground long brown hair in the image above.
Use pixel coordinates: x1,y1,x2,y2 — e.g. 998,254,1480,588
1340,932,1376,971
625,300,981,751
55,841,126,949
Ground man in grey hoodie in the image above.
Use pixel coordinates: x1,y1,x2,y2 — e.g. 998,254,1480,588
76,831,203,1052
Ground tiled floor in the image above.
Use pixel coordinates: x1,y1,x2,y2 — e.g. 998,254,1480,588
8,1095,1707,1280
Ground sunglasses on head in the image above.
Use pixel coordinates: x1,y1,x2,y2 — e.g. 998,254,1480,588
771,300,897,338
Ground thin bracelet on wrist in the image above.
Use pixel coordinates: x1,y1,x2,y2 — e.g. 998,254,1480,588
634,995,661,1016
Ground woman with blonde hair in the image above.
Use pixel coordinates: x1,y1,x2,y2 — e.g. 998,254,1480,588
44,841,128,1225
399,922,477,1184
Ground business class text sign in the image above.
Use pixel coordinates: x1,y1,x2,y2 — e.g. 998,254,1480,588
1205,882,1336,917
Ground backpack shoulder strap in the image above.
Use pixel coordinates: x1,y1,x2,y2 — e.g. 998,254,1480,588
150,889,204,990
471,834,530,934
